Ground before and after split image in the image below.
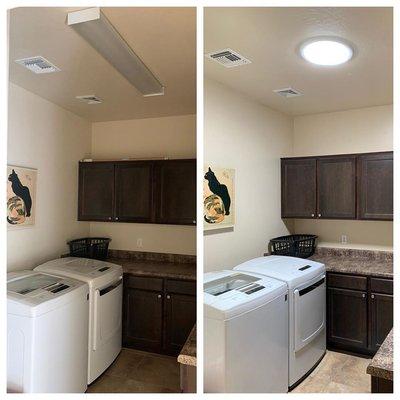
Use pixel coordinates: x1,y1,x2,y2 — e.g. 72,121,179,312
5,3,394,396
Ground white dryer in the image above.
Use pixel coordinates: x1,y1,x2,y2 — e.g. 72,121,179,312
204,270,288,393
234,255,326,389
7,271,89,393
35,257,123,384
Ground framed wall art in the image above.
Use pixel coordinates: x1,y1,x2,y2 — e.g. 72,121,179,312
7,165,37,228
203,165,235,231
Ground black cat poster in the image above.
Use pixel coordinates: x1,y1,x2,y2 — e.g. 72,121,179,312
7,165,37,228
204,165,235,230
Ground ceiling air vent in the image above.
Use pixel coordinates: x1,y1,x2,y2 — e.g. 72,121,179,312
205,48,251,68
76,95,103,105
273,87,303,98
15,56,60,74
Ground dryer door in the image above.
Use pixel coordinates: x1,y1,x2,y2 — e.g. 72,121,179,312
293,274,325,352
92,277,123,351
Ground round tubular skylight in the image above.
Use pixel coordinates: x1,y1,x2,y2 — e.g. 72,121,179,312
300,38,354,66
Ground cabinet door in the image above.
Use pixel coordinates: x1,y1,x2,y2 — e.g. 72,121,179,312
78,162,115,221
317,156,356,219
165,293,196,355
122,287,163,352
281,158,317,218
358,152,393,220
115,162,153,223
370,293,393,353
154,160,196,225
327,287,368,351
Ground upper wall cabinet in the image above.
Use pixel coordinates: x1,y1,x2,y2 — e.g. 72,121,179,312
281,151,393,221
358,153,393,220
154,160,196,225
79,162,115,221
317,156,356,219
78,159,196,225
115,162,153,223
281,158,316,218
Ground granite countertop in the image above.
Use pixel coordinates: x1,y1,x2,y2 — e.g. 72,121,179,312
309,248,393,278
367,329,393,381
108,258,196,281
177,325,196,367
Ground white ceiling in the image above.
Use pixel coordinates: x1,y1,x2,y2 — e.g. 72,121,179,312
9,7,196,122
204,7,393,116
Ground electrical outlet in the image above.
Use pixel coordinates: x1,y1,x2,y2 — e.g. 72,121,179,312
137,238,143,248
341,235,348,244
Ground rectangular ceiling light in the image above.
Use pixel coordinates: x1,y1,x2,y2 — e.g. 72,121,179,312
67,7,164,97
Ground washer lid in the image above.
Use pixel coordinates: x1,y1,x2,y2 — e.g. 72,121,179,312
204,270,287,320
35,257,122,283
234,256,325,289
7,271,88,317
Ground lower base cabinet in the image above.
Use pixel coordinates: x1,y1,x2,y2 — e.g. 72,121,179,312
371,376,393,393
327,272,393,355
122,274,196,356
327,287,368,351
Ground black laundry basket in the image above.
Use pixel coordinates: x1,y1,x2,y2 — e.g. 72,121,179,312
68,237,111,261
269,234,317,259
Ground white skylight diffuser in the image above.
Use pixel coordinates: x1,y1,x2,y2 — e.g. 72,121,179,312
68,7,164,96
300,38,354,66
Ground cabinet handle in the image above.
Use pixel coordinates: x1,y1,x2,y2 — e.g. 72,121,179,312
157,294,162,299
318,213,322,217
362,293,366,298
108,217,112,220
311,213,315,217
115,217,119,221
192,220,196,224
371,294,375,299
166,294,171,300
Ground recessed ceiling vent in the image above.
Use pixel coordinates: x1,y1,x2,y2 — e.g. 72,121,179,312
273,87,303,98
76,95,103,105
15,56,60,74
205,48,251,68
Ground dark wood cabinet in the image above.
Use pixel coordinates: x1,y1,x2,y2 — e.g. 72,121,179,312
78,162,115,221
327,272,393,355
78,159,196,225
155,160,196,225
358,152,393,220
327,287,368,350
123,287,163,353
115,162,153,223
281,151,393,221
281,158,316,218
122,275,196,356
317,156,356,219
165,293,196,354
370,293,393,353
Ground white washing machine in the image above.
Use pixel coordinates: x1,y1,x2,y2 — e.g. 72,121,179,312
234,255,326,389
7,271,89,393
35,257,123,384
204,270,288,393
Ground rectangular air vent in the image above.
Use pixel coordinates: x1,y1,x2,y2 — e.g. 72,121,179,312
205,48,251,68
273,87,303,98
76,95,103,104
15,56,60,74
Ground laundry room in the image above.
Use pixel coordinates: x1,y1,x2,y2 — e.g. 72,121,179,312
203,7,393,394
7,7,196,394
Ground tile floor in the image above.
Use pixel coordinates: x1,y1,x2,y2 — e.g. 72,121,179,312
86,348,181,393
291,350,371,393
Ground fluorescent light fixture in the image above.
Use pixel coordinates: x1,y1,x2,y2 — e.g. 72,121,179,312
300,37,354,66
68,7,164,96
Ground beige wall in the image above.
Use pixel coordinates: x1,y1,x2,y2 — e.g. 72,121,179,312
204,79,294,272
90,115,196,255
293,105,393,250
7,83,92,271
